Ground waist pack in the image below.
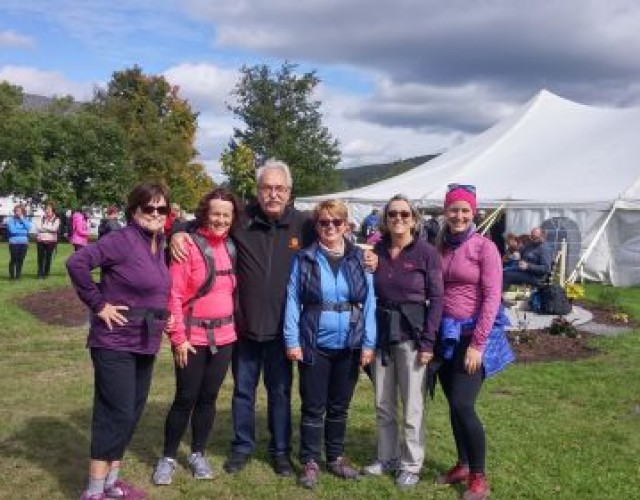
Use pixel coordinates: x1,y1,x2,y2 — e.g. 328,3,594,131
529,284,572,315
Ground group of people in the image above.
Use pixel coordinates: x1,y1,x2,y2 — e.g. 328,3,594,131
502,227,554,290
66,160,512,500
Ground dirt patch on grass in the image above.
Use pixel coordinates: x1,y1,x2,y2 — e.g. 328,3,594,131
16,286,87,328
508,329,598,363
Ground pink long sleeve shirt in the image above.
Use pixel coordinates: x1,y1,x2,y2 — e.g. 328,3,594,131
441,232,502,353
166,229,237,348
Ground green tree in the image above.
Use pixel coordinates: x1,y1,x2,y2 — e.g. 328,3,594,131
228,62,341,197
220,142,257,200
92,65,209,207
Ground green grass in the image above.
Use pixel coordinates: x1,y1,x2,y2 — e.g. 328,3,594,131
0,243,639,499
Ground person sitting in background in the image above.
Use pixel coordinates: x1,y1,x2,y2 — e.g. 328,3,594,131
502,227,553,291
502,233,521,271
70,209,90,251
360,208,380,239
7,204,32,280
35,202,60,279
98,206,122,239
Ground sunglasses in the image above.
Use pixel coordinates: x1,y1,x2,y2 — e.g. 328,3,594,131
317,218,344,228
387,210,412,219
140,204,170,215
447,183,476,194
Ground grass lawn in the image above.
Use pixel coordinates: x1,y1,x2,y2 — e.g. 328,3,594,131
0,242,638,499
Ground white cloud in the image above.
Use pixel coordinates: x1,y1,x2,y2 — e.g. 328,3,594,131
0,29,35,48
0,65,94,100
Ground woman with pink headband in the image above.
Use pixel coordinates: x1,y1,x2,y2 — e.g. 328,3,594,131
434,184,511,500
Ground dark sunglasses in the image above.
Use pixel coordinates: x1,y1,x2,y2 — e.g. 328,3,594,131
387,210,412,219
317,218,344,228
140,204,170,215
447,183,476,194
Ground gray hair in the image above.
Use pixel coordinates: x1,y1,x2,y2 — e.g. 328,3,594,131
256,158,293,188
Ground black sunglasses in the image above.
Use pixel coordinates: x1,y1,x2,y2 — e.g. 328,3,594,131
317,218,344,228
140,204,170,215
387,210,412,219
447,183,476,194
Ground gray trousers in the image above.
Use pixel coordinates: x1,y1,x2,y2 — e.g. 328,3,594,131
374,340,427,473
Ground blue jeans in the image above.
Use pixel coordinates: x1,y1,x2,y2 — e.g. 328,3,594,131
230,337,292,455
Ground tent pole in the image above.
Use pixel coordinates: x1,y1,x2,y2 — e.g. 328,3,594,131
566,204,617,284
479,202,506,236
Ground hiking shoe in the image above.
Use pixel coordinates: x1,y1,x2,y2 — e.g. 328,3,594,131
395,470,420,489
327,456,360,480
361,459,398,476
223,452,250,474
104,480,147,499
152,457,177,486
272,454,294,477
463,472,490,500
188,452,214,480
299,460,320,489
436,463,470,485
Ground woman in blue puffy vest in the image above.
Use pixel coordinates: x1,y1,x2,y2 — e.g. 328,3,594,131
284,198,376,490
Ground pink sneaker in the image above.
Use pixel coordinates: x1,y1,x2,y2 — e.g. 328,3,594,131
104,480,147,499
436,463,470,485
463,472,490,500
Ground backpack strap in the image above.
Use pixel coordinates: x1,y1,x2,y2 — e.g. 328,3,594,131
184,233,216,342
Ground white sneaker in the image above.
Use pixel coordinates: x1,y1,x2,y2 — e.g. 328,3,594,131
361,459,398,476
188,452,214,480
152,457,177,485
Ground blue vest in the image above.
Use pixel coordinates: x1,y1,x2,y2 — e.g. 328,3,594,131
297,241,369,364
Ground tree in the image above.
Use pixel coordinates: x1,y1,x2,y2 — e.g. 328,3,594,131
220,142,257,200
228,62,341,196
92,65,210,207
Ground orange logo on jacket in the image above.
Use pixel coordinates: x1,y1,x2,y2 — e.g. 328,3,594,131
289,237,300,250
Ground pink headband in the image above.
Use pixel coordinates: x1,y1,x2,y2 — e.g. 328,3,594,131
444,188,477,213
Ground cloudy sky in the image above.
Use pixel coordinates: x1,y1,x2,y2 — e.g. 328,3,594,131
2,0,640,180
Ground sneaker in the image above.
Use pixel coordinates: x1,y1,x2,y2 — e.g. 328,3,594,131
436,463,470,485
152,457,177,486
223,451,250,474
104,480,147,499
463,472,490,500
188,452,214,480
327,456,360,480
395,470,420,489
272,454,294,477
361,459,398,476
80,493,106,500
299,460,320,489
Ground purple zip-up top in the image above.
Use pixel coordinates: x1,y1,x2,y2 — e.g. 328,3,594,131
66,222,171,355
441,232,502,353
374,237,444,352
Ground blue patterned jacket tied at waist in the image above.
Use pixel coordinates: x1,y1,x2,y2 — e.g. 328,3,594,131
439,306,514,377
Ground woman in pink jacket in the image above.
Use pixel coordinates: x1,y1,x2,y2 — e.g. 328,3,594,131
435,184,502,500
70,210,90,250
152,188,240,486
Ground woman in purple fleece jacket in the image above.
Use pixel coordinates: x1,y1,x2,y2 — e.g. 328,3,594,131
67,183,172,500
434,184,502,500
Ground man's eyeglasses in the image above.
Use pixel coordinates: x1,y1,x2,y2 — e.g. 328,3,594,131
387,210,412,219
317,218,344,228
259,184,290,195
447,183,476,194
140,205,170,215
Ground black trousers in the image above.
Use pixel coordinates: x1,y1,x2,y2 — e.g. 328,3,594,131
90,348,155,461
298,348,360,464
8,243,28,279
163,343,233,457
438,336,486,473
36,242,56,278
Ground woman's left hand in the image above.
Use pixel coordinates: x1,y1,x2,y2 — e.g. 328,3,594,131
464,346,483,374
417,351,433,365
360,348,375,367
363,250,378,272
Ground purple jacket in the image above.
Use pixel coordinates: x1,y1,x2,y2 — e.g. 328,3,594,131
374,237,444,352
66,223,171,355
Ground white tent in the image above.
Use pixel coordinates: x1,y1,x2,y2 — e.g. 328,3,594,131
297,90,640,286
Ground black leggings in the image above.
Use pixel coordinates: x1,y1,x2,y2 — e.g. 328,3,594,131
163,343,233,457
8,243,28,279
37,242,56,278
438,335,486,473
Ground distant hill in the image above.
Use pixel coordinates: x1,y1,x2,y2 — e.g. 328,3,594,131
335,154,438,190
22,93,83,113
